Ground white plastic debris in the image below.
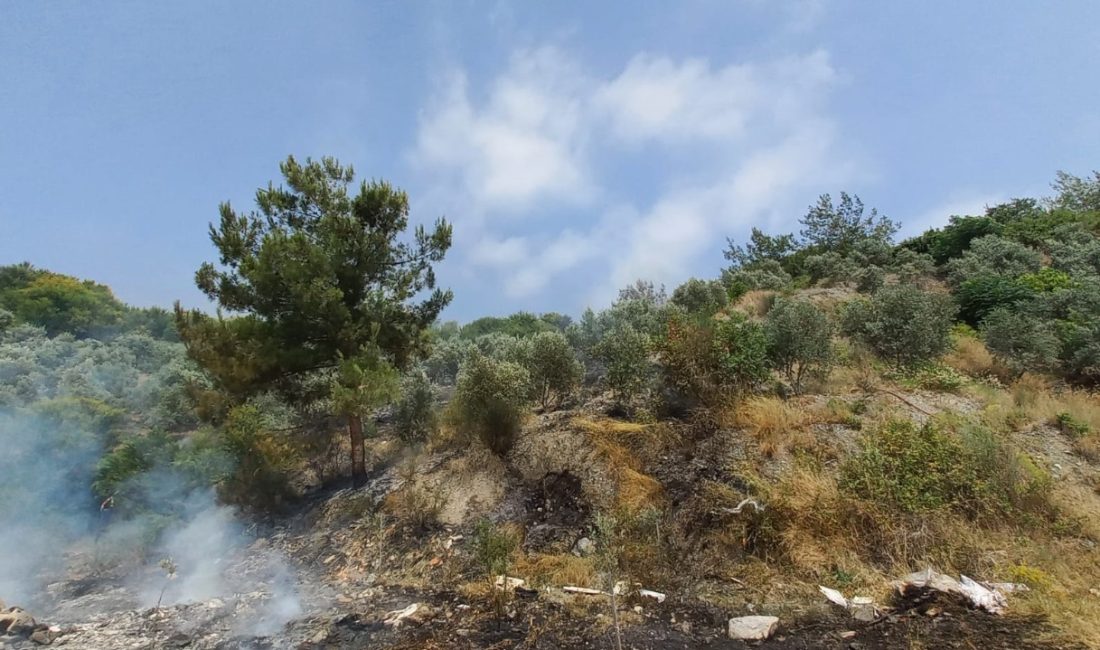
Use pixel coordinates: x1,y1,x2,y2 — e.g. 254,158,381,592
959,575,1008,614
819,585,849,608
639,589,667,604
728,615,779,640
849,596,877,622
819,585,877,620
896,569,1008,615
562,586,604,596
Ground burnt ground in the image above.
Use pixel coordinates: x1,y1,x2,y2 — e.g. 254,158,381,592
5,405,1096,650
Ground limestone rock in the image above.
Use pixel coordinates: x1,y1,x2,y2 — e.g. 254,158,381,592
728,615,779,641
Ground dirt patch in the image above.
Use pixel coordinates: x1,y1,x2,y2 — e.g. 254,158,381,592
522,471,591,553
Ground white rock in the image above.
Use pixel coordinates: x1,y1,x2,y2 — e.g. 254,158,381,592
573,537,595,556
728,615,779,640
849,596,877,622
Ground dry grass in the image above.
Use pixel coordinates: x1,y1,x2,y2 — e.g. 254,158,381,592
574,417,667,514
943,334,1005,380
732,290,777,318
727,396,822,458
514,553,597,588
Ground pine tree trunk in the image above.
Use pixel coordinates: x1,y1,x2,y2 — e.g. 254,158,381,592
348,413,366,488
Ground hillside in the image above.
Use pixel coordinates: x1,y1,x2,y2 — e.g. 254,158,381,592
3,165,1100,649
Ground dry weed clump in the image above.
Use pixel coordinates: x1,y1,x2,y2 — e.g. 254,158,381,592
732,290,777,318
514,553,597,588
728,396,820,458
943,331,1009,380
574,417,668,514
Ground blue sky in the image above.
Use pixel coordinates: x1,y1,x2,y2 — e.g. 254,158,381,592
2,1,1098,321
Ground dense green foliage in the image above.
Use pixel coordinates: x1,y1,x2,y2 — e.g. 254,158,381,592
175,155,452,484
394,371,438,444
841,420,1052,520
842,285,956,367
764,298,834,393
452,351,530,454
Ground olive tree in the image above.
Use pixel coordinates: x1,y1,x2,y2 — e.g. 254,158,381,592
842,285,957,367
453,351,530,454
764,298,834,393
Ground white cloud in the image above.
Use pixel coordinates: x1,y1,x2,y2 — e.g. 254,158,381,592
595,51,836,143
412,48,592,214
412,46,859,307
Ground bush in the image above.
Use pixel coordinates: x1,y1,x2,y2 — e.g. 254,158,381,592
955,275,1035,327
722,260,792,295
841,285,957,367
453,352,530,454
594,325,653,411
853,265,886,293
764,298,834,393
944,235,1042,287
712,312,769,391
803,252,857,286
394,371,438,444
981,309,1061,376
424,337,471,385
525,331,583,409
670,278,728,316
840,419,1052,520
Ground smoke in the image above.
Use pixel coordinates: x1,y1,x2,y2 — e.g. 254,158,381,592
0,409,303,635
0,408,102,604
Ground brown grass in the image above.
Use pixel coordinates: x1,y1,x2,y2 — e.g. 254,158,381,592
732,290,777,318
943,335,1001,379
574,417,667,513
514,553,597,588
727,396,822,457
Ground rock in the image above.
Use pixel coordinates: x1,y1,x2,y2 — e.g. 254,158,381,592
849,597,876,622
0,609,36,635
29,629,52,645
728,615,779,641
383,603,431,628
494,576,526,591
573,537,595,556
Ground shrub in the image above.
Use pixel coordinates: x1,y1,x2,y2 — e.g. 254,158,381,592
217,403,297,508
841,285,957,367
854,265,886,293
944,235,1042,287
840,419,1052,520
594,325,653,411
670,278,728,316
394,371,438,444
803,252,857,286
424,336,471,385
764,298,834,393
911,364,967,392
1054,412,1091,438
525,331,583,409
721,260,791,296
955,275,1035,327
453,352,530,454
471,519,519,626
712,312,769,391
980,309,1061,377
